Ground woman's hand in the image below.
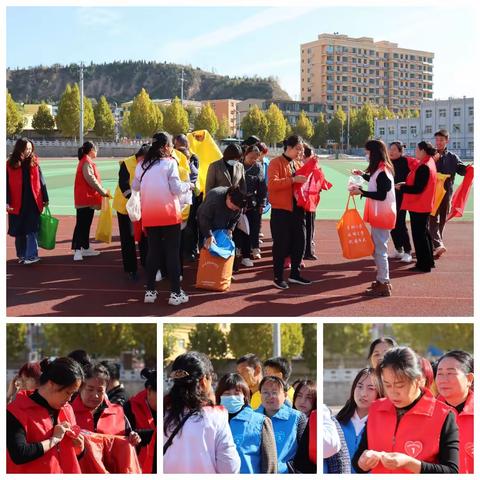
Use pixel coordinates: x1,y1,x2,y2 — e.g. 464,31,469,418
358,449,383,471
104,189,112,198
204,236,216,249
395,182,405,190
350,187,362,196
292,175,307,184
71,433,85,455
52,421,73,441
128,431,142,446
380,452,420,472
351,169,364,176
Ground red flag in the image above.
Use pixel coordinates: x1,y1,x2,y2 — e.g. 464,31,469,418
447,164,474,221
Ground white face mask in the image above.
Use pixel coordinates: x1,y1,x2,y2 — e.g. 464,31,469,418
227,160,237,167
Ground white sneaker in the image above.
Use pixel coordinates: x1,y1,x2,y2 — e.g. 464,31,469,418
400,252,413,263
241,257,254,267
144,290,158,303
24,257,40,265
168,290,189,306
155,270,162,282
73,250,83,261
259,232,264,238
258,239,264,245
81,247,100,257
251,248,261,259
389,249,404,259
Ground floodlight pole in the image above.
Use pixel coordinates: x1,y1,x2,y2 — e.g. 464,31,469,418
80,62,84,145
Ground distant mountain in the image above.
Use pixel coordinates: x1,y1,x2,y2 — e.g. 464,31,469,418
6,60,291,104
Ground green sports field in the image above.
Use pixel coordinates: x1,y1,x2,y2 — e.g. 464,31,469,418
41,157,473,221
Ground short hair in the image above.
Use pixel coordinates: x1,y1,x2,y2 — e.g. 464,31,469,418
436,350,473,376
100,360,121,381
434,129,449,139
264,356,292,382
283,134,303,151
303,144,313,158
223,143,243,161
83,362,110,386
259,375,288,393
376,347,422,382
389,141,406,154
18,362,42,381
67,349,91,368
215,373,251,405
226,185,247,209
236,353,262,369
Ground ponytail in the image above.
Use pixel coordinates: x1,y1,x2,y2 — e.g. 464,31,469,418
78,141,97,160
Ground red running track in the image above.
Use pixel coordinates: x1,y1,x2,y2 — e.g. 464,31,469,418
6,216,473,317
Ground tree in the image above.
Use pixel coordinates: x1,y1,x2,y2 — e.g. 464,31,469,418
350,102,375,147
301,324,317,372
128,88,159,138
194,102,219,137
6,91,24,137
265,103,286,146
153,104,164,132
216,115,231,140
188,324,228,359
163,324,178,365
130,324,157,368
7,323,28,364
121,110,134,138
93,96,115,139
323,323,373,359
163,97,188,136
327,107,346,144
285,120,293,138
311,113,328,148
240,105,268,140
32,103,55,136
294,111,314,140
376,105,395,120
185,105,198,127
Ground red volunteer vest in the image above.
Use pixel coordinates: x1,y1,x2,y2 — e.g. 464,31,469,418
7,159,44,215
74,155,103,207
367,389,454,474
129,389,155,473
437,390,474,473
72,394,125,435
401,156,437,213
7,390,81,474
309,409,317,464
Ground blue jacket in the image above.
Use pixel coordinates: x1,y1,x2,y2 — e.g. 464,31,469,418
256,403,302,473
229,406,265,473
339,418,365,473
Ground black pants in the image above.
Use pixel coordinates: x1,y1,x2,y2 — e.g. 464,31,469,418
72,207,95,250
233,209,262,257
270,207,306,281
304,211,316,257
117,212,147,273
410,211,435,271
145,224,182,293
183,193,202,257
391,195,412,253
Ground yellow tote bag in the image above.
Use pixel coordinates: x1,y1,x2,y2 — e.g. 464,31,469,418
95,197,112,243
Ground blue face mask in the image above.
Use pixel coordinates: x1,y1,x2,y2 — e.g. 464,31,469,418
220,395,245,414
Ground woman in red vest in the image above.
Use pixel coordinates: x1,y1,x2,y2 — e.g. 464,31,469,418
71,363,140,445
7,138,49,264
7,357,85,473
353,346,459,474
397,141,437,272
72,141,110,261
435,350,474,473
124,368,157,473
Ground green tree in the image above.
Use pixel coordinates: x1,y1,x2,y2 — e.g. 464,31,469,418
188,324,228,359
294,111,314,140
350,102,375,147
153,104,164,132
32,103,55,136
121,110,134,138
163,324,178,365
376,105,395,120
215,115,231,140
163,97,188,136
311,113,328,148
323,323,372,359
301,324,317,372
93,96,115,139
240,105,268,140
265,103,286,146
7,323,28,364
327,107,346,144
285,120,293,138
6,91,24,137
194,102,219,137
185,105,198,127
130,324,157,368
56,83,94,138
128,88,159,138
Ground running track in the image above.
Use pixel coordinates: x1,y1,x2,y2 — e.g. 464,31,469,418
6,217,473,317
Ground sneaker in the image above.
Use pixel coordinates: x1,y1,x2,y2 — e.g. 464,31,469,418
288,275,312,286
366,281,393,292
389,249,404,259
258,239,264,245
303,253,318,260
24,257,40,265
241,257,254,267
365,281,392,297
251,248,261,259
259,232,264,238
399,252,413,263
18,258,25,264
73,250,83,261
434,246,447,259
273,279,289,289
81,247,100,257
168,290,189,306
144,290,158,303
155,270,162,282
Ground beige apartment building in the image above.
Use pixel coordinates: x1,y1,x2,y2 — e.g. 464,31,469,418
203,99,240,137
301,33,434,117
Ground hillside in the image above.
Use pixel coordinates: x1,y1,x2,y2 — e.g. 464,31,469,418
6,60,291,104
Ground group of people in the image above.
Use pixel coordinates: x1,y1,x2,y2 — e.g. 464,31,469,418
324,336,474,474
163,351,317,474
6,127,468,303
7,350,157,474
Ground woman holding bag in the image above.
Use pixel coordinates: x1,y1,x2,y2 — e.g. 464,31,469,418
72,141,110,261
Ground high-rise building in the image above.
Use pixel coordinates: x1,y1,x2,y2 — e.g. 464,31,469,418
203,99,240,137
301,33,434,118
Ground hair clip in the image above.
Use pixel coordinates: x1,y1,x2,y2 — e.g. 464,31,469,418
170,369,190,379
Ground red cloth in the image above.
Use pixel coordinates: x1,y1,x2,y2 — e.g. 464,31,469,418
79,432,142,473
6,159,44,215
133,220,143,242
74,155,102,207
308,410,317,464
401,156,437,213
293,158,332,212
447,164,474,222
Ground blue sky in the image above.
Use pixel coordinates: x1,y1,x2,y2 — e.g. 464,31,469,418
6,5,475,100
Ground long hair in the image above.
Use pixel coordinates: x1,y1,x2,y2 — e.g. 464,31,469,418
140,132,172,182
77,141,97,160
365,139,394,175
163,351,215,435
8,138,37,169
293,378,317,412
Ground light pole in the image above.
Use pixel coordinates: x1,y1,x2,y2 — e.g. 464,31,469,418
180,67,185,105
113,101,119,142
273,324,281,357
79,62,84,145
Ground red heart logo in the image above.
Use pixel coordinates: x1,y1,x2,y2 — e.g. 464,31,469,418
404,440,423,458
465,442,474,457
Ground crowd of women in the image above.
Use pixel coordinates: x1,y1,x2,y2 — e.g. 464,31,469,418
163,351,317,474
6,127,468,304
6,351,157,474
323,336,474,474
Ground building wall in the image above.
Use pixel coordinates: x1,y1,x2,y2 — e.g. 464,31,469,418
205,99,240,136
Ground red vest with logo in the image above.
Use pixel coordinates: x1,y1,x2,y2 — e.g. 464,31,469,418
7,391,81,474
309,409,317,464
401,156,437,213
129,389,155,473
7,159,44,215
367,389,454,473
74,155,102,207
71,394,125,435
437,390,474,473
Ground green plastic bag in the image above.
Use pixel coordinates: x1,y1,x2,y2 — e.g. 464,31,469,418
38,206,59,250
